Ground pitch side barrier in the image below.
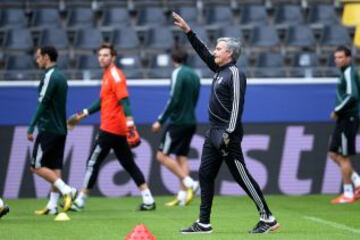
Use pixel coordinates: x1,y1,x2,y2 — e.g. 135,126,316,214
3,78,358,198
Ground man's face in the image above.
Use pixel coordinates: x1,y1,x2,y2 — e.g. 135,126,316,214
334,51,350,68
213,41,232,66
35,49,47,69
98,48,114,68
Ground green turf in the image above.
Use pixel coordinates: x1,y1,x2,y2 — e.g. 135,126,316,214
1,195,360,240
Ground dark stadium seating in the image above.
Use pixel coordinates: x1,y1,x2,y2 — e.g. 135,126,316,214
39,28,69,50
187,54,214,78
112,27,140,51
3,28,33,52
0,8,27,29
253,52,287,78
274,4,304,26
0,0,356,80
146,26,175,51
31,8,62,28
239,5,268,26
73,28,103,51
117,54,144,79
147,53,173,78
320,24,352,47
4,54,36,80
101,7,131,27
285,25,316,50
177,6,199,26
307,4,339,25
250,25,280,48
137,7,168,26
205,5,234,26
67,7,95,29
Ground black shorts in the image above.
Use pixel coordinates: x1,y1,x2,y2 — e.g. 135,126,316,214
31,132,66,169
158,124,196,156
329,116,359,156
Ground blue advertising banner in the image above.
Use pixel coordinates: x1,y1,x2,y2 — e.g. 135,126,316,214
0,83,336,125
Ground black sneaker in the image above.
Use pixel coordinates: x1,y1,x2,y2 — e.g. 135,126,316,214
138,202,156,211
180,222,213,234
249,220,280,234
0,205,10,219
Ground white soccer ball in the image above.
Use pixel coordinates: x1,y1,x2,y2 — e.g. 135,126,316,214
0,198,4,208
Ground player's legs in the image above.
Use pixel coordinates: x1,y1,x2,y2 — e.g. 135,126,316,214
74,131,111,209
112,133,155,210
198,137,223,225
158,125,198,206
31,132,76,213
329,117,359,203
224,141,274,219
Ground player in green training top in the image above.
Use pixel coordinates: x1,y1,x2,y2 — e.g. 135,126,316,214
27,46,77,215
152,48,200,206
329,46,360,204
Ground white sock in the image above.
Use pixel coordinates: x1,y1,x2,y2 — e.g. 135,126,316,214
182,176,194,189
351,172,360,188
75,191,87,207
0,198,4,208
177,190,187,206
260,215,276,223
196,220,211,228
46,192,60,209
141,189,155,205
343,184,354,198
53,179,72,195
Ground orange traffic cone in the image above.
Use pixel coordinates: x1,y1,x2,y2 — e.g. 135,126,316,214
125,224,156,240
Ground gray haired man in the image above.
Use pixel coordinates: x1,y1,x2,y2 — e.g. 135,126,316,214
172,12,280,234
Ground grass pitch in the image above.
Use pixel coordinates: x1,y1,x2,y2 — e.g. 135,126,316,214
1,195,360,240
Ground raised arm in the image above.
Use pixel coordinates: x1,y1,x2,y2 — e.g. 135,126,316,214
172,12,218,72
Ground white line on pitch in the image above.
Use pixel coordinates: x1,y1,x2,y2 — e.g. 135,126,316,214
304,216,360,234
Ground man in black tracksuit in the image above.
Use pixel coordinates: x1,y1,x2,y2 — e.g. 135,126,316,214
172,12,280,234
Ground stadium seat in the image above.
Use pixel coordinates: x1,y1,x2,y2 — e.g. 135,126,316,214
112,27,140,51
67,8,95,29
146,26,175,51
75,54,102,80
57,54,70,70
31,8,62,28
73,28,103,51
117,54,144,79
307,4,339,25
253,52,286,78
101,7,131,27
220,24,243,42
320,25,352,47
178,25,211,49
285,25,315,50
137,7,168,26
177,6,199,26
147,53,173,79
39,28,69,50
239,5,268,26
187,54,214,78
250,25,280,48
0,8,27,29
3,28,33,52
290,52,321,77
4,54,36,80
273,4,304,26
324,52,341,77
205,5,234,26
